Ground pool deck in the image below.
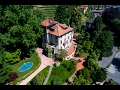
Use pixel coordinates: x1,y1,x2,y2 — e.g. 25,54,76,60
18,48,55,85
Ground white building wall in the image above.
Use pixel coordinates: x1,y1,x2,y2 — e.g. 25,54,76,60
57,31,74,51
46,30,74,54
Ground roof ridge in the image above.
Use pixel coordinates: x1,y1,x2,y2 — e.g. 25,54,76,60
57,24,63,36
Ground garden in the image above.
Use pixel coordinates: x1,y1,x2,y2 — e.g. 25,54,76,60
47,60,77,85
7,53,41,85
28,66,50,85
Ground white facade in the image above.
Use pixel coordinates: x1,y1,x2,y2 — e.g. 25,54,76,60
42,29,75,59
58,31,74,50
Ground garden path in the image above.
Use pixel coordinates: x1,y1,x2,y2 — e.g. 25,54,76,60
17,48,54,85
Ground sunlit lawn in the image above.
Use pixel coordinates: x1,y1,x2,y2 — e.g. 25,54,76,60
8,53,41,81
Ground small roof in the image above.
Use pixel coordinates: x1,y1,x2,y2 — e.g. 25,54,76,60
86,18,95,23
41,19,58,26
80,5,88,9
92,9,104,13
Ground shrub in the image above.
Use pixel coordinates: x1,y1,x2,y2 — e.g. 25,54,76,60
51,77,63,85
8,72,18,83
74,52,81,57
52,70,60,75
108,79,115,85
30,73,45,85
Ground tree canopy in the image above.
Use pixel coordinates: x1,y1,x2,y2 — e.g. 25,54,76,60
0,58,11,84
111,18,120,46
96,30,114,57
102,6,120,29
54,5,70,25
90,16,103,43
69,6,83,32
0,5,44,59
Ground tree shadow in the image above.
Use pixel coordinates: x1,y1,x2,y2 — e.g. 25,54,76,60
112,58,120,72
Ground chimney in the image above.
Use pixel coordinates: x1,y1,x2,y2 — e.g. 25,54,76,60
49,20,53,22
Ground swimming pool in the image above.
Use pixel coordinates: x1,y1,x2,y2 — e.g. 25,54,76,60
18,62,33,72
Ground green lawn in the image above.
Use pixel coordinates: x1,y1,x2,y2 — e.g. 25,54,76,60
28,66,50,85
8,52,41,84
47,60,76,85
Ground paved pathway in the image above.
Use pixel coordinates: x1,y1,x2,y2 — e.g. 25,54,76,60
98,46,117,68
43,65,54,85
107,64,115,73
18,48,54,85
106,51,120,84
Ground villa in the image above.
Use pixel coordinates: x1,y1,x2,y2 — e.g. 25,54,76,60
80,5,88,14
92,9,104,18
41,19,77,60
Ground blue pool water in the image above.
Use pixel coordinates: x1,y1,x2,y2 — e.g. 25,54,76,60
18,62,33,72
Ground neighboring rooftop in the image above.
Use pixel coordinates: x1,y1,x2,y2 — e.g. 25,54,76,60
80,5,88,9
86,18,95,23
92,9,104,13
41,19,73,36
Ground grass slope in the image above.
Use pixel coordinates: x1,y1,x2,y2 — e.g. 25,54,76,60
33,5,58,19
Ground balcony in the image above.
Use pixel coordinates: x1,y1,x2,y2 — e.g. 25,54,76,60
65,41,77,60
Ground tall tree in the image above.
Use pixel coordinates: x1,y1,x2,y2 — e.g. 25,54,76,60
0,5,44,59
85,6,93,18
102,6,120,29
86,58,107,82
111,18,120,46
82,40,94,53
54,5,70,25
96,30,114,57
56,49,67,61
71,74,93,85
0,51,11,84
90,16,103,43
69,6,83,32
93,68,107,82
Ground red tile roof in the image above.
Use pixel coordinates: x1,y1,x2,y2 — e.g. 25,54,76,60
42,19,73,36
41,19,58,26
72,57,85,71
